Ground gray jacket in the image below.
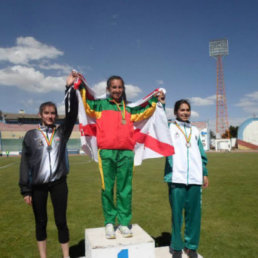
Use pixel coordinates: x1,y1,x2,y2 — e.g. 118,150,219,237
19,87,78,195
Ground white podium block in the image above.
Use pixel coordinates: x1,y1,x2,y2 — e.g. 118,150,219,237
85,224,155,258
155,246,203,258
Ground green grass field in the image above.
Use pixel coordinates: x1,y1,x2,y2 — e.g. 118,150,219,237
0,153,257,257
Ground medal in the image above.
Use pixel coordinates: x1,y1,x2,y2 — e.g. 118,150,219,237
38,126,56,152
175,122,192,148
47,146,52,152
114,100,127,125
186,142,191,148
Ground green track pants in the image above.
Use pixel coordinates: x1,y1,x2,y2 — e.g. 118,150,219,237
98,149,134,226
168,183,202,251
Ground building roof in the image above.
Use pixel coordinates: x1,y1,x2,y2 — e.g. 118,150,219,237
3,113,65,120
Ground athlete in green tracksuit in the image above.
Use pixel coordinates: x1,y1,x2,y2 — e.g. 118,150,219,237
164,99,209,258
70,72,161,238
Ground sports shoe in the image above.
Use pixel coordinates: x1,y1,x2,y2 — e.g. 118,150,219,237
105,223,116,239
118,225,133,238
184,248,198,258
172,250,182,258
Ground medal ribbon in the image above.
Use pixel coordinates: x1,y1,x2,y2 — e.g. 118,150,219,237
114,100,126,121
38,127,56,148
175,122,192,144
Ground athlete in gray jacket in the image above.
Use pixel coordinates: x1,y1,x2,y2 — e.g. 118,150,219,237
19,73,78,258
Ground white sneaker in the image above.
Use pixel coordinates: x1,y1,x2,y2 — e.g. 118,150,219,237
105,223,116,239
118,225,133,238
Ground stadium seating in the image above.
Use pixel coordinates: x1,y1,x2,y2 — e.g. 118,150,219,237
0,122,81,153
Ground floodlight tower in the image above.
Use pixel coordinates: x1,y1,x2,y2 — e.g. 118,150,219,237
209,39,230,138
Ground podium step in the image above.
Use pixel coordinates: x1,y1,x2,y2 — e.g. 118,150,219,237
84,224,203,258
155,246,203,258
85,224,155,258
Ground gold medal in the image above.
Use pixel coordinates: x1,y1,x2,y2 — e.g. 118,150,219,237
114,100,127,125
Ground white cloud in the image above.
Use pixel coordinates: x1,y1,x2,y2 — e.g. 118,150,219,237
125,84,142,99
20,98,38,109
112,14,119,19
38,62,72,74
191,110,200,118
189,95,216,106
92,81,107,97
156,80,164,85
57,102,65,115
0,37,69,93
111,14,119,25
92,81,142,100
208,117,246,132
136,39,141,48
165,107,174,120
236,90,258,114
246,91,258,100
0,36,63,64
229,117,246,127
0,65,65,92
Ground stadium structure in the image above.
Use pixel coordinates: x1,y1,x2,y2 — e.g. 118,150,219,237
0,112,81,155
0,111,210,155
209,38,230,138
237,118,258,150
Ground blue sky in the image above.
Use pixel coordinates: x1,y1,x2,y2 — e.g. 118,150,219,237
0,0,257,130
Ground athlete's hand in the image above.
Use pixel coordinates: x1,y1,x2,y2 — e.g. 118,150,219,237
66,70,81,86
24,195,32,205
154,89,166,104
158,91,166,104
203,176,209,189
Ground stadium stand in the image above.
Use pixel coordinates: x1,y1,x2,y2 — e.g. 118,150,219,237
1,112,210,154
0,113,81,154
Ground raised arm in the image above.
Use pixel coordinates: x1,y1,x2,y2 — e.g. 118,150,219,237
60,85,79,139
67,71,102,119
129,95,159,122
130,89,166,122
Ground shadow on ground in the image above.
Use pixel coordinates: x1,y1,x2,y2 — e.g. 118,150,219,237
70,239,85,258
153,232,171,247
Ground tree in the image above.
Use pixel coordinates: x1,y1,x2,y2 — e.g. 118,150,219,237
210,130,216,139
229,125,238,138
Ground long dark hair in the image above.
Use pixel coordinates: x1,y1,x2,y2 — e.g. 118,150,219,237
174,99,191,115
107,75,127,103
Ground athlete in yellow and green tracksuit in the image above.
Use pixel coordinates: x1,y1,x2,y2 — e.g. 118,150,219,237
78,80,158,226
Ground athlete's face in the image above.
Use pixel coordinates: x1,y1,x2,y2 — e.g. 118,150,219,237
40,106,57,126
108,79,124,102
175,103,191,122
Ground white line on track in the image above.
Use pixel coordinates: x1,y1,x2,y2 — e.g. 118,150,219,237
0,162,16,169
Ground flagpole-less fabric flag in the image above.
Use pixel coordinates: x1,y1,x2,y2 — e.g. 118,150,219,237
74,75,174,166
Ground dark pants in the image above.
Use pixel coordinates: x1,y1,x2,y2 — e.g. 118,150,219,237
31,177,69,243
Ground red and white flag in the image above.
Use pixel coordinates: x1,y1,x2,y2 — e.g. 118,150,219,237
75,76,174,166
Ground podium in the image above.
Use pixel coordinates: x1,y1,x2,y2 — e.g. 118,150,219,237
85,224,203,258
85,224,155,258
